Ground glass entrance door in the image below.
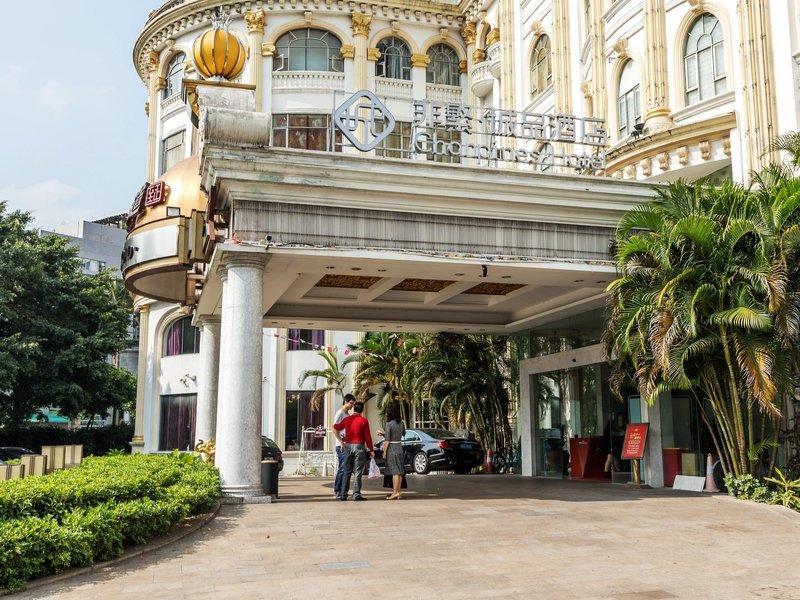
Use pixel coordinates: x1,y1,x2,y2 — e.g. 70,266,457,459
535,371,565,477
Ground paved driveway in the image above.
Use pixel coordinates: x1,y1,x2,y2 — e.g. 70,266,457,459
10,475,800,600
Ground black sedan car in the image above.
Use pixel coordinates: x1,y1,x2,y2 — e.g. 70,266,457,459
0,447,36,461
374,428,484,475
261,436,284,472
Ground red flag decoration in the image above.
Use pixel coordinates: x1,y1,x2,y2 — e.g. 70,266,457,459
397,338,403,347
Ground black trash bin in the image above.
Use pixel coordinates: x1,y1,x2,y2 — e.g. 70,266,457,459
261,459,279,498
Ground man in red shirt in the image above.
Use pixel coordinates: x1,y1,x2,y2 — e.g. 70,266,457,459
332,401,374,501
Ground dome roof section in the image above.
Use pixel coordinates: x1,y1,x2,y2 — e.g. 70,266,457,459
135,155,206,228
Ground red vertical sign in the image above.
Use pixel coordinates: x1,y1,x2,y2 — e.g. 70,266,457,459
621,423,649,460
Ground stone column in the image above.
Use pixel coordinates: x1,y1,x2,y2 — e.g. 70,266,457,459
130,303,150,453
261,43,276,117
145,51,162,182
245,10,266,112
551,2,572,115
351,12,372,90
215,253,267,496
643,0,673,132
340,44,356,93
411,53,430,100
461,22,477,106
194,316,221,447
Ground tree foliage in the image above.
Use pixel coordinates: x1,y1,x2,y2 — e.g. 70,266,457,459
0,202,134,427
605,173,800,477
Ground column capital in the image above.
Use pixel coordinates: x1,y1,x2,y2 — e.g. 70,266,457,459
459,59,468,74
147,50,160,73
219,252,268,277
367,47,381,62
340,44,356,59
245,10,266,34
351,12,372,37
261,42,276,57
486,27,500,46
460,22,477,46
472,48,486,63
411,53,431,69
196,315,222,328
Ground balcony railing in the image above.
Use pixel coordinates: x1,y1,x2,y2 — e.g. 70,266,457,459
375,77,413,100
426,83,463,104
272,71,345,93
160,93,184,118
470,61,494,98
487,42,502,79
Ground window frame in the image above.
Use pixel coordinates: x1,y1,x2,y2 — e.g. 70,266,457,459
160,129,185,175
163,316,201,357
273,28,343,73
376,37,412,81
426,43,461,87
162,53,185,100
617,60,642,139
271,114,342,152
683,13,726,106
530,35,552,100
375,120,413,159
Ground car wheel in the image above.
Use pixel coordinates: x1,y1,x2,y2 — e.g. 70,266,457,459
454,466,471,475
412,452,430,475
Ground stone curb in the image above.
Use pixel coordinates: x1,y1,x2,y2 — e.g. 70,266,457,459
4,502,222,597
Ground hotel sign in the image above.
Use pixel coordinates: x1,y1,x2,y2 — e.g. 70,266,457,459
333,90,607,171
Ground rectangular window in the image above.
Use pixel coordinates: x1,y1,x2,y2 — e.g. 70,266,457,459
287,329,325,351
159,394,197,451
375,121,412,159
285,390,325,451
160,130,185,175
272,114,342,152
427,127,462,164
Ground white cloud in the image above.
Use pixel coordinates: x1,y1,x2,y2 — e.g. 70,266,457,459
37,80,115,115
0,180,95,229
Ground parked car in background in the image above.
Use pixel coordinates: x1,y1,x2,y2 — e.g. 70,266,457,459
261,436,284,472
0,447,36,461
373,429,484,475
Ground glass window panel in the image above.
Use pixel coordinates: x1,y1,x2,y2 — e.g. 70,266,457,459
713,45,726,78
289,115,308,127
698,48,713,100
685,56,697,89
274,28,342,72
273,130,286,147
684,14,724,105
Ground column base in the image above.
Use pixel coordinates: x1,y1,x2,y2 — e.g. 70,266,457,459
130,436,145,454
221,483,266,497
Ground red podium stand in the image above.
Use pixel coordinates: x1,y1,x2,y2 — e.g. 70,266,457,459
569,437,605,478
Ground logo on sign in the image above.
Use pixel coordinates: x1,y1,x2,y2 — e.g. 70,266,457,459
333,90,395,152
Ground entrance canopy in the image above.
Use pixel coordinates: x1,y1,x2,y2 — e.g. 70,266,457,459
195,142,656,333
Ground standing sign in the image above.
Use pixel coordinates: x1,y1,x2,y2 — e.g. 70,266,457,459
621,423,649,459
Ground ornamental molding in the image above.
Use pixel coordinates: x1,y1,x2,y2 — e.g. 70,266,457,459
147,50,160,72
611,37,628,59
687,0,706,16
351,12,372,36
261,42,276,57
411,53,431,68
460,22,476,45
367,47,381,61
531,20,544,36
340,44,356,59
459,59,468,74
486,27,500,46
472,48,486,63
699,140,711,161
677,145,689,166
244,10,265,34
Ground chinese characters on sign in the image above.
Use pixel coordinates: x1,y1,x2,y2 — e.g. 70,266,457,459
331,91,607,172
411,99,606,171
621,423,650,460
126,181,171,232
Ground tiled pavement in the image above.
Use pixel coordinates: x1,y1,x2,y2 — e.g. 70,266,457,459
9,474,800,600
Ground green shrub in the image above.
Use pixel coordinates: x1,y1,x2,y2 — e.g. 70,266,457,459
0,453,220,591
724,473,774,503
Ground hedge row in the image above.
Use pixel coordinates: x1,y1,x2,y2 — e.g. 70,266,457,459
0,424,134,457
0,453,220,591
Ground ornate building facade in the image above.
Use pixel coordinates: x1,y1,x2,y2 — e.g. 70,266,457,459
127,0,799,495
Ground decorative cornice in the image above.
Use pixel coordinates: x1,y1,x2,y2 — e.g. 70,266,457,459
658,151,670,171
677,145,689,166
699,140,711,160
367,47,381,62
411,53,431,68
439,27,449,40
531,20,544,36
351,12,372,37
244,10,265,34
687,0,706,16
640,157,652,177
611,37,628,59
460,22,477,46
486,27,500,46
340,44,356,59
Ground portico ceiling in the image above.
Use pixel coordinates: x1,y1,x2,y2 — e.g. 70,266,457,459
195,146,657,334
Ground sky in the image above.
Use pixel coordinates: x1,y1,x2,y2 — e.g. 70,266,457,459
0,1,162,230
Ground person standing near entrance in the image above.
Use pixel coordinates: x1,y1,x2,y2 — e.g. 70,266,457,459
332,394,356,499
382,403,406,500
333,401,374,501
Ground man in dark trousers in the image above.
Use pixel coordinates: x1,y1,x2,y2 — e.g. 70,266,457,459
333,401,374,501
332,394,355,499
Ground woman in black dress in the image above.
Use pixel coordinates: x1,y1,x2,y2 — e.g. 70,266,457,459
383,403,406,500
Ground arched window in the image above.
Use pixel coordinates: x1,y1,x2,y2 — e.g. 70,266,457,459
537,142,554,172
163,53,185,99
274,28,343,72
426,44,460,86
617,60,641,138
684,13,726,105
164,317,200,356
377,37,411,80
530,35,552,100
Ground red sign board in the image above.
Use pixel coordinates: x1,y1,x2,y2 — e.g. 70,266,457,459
621,423,649,460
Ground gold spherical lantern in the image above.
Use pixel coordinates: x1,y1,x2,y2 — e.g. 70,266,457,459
192,13,246,81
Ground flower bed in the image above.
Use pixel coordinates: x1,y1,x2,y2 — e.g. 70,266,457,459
0,452,220,591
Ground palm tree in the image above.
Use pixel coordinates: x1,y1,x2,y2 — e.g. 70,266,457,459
298,349,347,412
605,176,800,477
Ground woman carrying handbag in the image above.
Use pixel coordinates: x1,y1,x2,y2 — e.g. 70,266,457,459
381,403,406,500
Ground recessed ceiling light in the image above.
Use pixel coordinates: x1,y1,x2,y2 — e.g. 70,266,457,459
289,322,296,325
501,275,511,279
377,269,387,272
378,325,385,328
306,322,313,325
325,266,335,269
351,267,362,271
596,280,606,284
363,324,369,328
454,273,465,276
574,279,584,283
